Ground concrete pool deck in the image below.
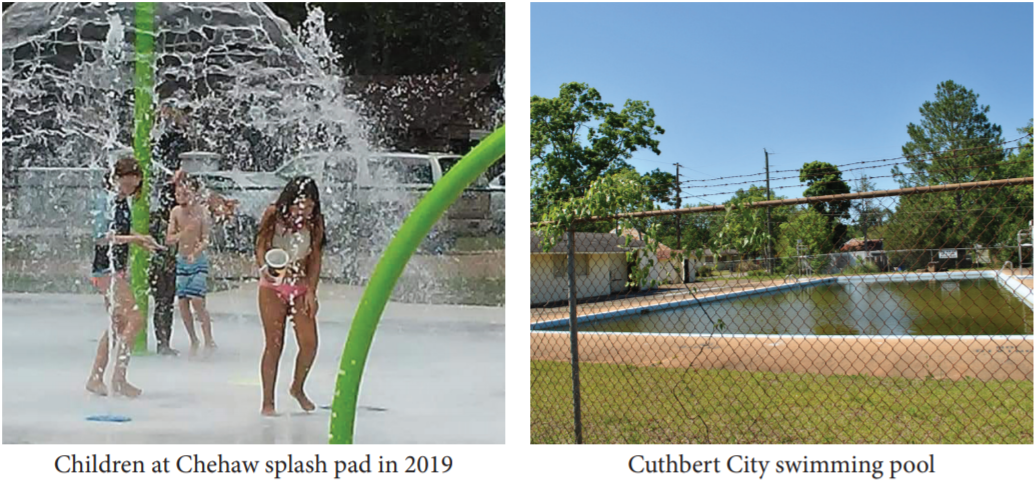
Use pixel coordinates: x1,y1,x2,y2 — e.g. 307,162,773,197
2,283,505,444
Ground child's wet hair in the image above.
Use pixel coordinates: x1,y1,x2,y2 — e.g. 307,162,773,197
104,156,143,195
256,175,328,250
181,174,203,193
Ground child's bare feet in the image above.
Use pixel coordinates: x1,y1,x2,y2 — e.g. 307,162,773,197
112,380,142,398
261,404,278,417
86,377,108,396
289,387,316,412
157,344,179,356
189,341,200,358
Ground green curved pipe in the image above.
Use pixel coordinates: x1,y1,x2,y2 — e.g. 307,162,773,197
328,125,505,444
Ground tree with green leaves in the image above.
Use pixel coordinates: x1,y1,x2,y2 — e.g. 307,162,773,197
640,168,678,207
850,174,884,243
800,161,851,250
987,121,1034,256
534,169,664,289
266,3,504,76
776,209,833,275
705,186,792,273
713,199,774,273
887,82,1021,252
891,80,1005,192
1000,121,1033,193
531,82,665,221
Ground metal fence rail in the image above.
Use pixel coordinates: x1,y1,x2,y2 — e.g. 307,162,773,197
531,178,1033,444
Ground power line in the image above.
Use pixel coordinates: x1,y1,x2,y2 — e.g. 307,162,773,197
534,134,1031,200
680,157,1033,200
679,141,1028,190
679,134,1030,183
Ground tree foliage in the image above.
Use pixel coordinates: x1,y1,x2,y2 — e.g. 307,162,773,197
266,2,504,76
531,82,664,221
640,168,678,207
708,186,788,262
850,174,885,242
534,170,664,289
891,80,1005,189
713,198,775,266
886,82,1024,252
800,161,851,249
776,209,833,274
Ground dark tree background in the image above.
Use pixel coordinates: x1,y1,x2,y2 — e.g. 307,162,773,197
2,2,506,156
265,2,504,76
269,2,505,155
3,2,504,74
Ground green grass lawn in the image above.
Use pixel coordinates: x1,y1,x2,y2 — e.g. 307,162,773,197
531,360,1033,444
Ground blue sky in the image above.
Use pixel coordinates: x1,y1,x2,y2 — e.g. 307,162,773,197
531,2,1034,206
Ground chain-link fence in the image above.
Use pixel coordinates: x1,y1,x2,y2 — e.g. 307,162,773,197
531,177,1033,444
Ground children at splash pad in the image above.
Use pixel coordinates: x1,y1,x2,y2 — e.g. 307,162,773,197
167,175,217,357
86,157,166,398
255,176,327,416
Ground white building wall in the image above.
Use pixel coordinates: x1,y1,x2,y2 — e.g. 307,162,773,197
531,254,568,305
531,253,628,305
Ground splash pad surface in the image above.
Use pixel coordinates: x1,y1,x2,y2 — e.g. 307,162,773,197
2,284,504,444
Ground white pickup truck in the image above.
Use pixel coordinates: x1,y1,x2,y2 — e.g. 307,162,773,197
182,150,493,252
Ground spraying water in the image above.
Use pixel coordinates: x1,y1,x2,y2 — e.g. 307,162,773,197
1,1,505,443
2,2,493,299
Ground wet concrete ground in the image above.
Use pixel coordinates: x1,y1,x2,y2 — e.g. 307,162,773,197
2,283,505,444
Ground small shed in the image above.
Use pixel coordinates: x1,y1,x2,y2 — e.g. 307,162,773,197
531,232,641,305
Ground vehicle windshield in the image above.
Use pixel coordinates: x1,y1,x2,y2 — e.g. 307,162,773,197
440,155,488,187
202,176,241,193
275,157,318,179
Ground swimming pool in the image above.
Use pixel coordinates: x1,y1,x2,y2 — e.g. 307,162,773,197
538,273,1034,336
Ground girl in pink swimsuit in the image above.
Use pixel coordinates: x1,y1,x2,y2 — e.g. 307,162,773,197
254,176,328,416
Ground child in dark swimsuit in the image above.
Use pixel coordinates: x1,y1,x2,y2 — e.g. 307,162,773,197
86,157,164,398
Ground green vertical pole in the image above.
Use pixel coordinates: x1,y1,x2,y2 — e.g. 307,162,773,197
328,125,505,443
131,2,155,354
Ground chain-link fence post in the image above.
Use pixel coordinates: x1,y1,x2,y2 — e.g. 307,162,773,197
567,228,583,444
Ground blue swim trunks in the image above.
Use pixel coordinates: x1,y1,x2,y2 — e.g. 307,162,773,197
176,253,209,299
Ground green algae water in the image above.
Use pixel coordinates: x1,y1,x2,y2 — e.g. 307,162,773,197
571,279,1033,336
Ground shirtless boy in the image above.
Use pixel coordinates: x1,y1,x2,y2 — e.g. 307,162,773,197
167,176,216,356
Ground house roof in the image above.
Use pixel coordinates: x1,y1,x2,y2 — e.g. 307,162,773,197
609,228,678,260
531,232,645,254
840,238,884,252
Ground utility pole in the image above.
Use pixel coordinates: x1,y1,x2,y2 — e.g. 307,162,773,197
764,149,773,273
674,163,683,282
674,163,682,249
